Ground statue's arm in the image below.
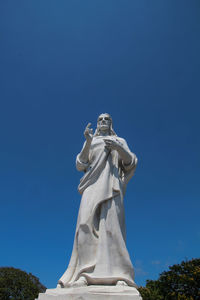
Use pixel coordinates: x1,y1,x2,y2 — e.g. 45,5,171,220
76,152,89,172
117,142,138,171
117,145,133,165
76,123,93,172
78,139,91,164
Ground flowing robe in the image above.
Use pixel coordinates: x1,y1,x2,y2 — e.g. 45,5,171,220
58,135,138,287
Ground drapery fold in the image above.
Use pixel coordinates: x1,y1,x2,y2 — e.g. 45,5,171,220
58,136,137,287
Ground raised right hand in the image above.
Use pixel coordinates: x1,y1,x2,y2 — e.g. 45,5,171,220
84,123,93,142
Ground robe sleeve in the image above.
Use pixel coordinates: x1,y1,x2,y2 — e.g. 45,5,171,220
118,138,138,171
117,138,138,188
76,140,91,172
76,154,89,172
122,154,138,171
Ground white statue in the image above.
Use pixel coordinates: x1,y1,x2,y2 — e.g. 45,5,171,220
58,113,138,289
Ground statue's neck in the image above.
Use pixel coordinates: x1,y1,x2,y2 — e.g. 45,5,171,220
99,130,110,136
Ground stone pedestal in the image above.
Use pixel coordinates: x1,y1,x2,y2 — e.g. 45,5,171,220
36,285,142,300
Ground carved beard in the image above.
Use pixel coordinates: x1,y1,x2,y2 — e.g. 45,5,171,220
94,123,117,137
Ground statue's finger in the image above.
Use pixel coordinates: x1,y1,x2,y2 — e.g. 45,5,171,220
86,123,91,129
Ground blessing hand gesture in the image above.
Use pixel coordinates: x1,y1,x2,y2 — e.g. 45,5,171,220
84,123,93,142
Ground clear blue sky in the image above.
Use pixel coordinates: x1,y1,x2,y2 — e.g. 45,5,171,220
0,0,200,288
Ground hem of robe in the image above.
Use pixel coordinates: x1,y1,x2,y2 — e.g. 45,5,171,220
83,274,138,288
59,272,137,289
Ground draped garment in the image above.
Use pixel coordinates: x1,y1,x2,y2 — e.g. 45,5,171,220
58,136,137,287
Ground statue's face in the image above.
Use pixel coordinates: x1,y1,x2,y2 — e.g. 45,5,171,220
97,114,112,132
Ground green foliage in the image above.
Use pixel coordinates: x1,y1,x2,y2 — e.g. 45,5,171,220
139,280,163,300
138,258,200,300
0,267,46,300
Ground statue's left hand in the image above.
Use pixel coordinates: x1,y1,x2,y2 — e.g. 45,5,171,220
104,138,132,165
103,138,123,151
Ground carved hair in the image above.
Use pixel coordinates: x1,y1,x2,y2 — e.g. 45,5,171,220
94,113,117,136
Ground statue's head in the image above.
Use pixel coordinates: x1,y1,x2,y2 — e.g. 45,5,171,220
94,113,117,136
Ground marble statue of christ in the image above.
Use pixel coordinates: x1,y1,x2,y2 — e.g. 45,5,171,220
58,113,138,288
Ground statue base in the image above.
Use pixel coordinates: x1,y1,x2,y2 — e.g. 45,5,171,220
36,285,142,300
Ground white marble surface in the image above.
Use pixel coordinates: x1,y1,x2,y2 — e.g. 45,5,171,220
37,114,142,300
59,114,138,288
36,285,142,300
